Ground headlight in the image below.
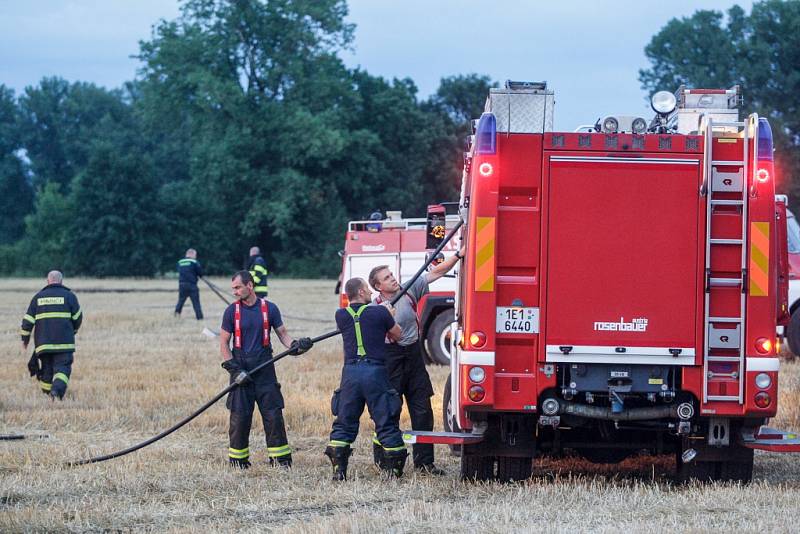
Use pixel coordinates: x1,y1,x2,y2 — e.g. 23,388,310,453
755,372,772,389
651,91,677,115
602,116,619,133
468,366,485,383
632,117,648,134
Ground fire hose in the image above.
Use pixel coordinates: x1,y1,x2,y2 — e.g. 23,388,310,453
67,219,464,466
200,277,231,306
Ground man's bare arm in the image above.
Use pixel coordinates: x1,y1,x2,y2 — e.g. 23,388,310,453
387,323,402,342
220,329,233,361
275,325,295,349
427,246,465,283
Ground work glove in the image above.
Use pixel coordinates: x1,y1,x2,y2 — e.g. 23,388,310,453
27,354,39,377
222,359,249,384
290,337,313,356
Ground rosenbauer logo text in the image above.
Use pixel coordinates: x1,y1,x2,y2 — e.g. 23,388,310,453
593,317,648,332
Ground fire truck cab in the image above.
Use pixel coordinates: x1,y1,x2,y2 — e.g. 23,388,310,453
336,209,460,364
404,81,800,482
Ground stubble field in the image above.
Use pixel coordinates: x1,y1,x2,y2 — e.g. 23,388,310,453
2,277,800,532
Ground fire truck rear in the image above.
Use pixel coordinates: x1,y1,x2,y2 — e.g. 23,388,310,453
405,81,800,482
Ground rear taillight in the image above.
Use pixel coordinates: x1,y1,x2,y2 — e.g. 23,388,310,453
755,337,772,354
478,162,494,177
754,391,771,408
755,372,772,389
756,168,770,183
469,331,486,348
468,385,485,402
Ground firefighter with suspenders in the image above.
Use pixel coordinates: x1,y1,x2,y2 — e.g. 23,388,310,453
368,248,464,474
325,277,406,480
247,246,269,297
219,270,312,468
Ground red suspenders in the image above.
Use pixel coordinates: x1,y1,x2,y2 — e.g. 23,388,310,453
233,298,270,349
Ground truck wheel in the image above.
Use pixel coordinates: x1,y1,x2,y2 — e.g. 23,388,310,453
575,447,632,464
496,456,532,483
788,308,800,356
718,447,754,483
425,310,454,366
460,451,494,481
442,375,461,456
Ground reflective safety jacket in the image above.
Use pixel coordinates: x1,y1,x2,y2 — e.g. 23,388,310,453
247,255,269,295
20,284,82,355
177,257,203,286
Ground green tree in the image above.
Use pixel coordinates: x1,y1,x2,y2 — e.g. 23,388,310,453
640,1,800,201
17,77,131,189
67,119,164,276
17,182,76,275
429,74,495,125
0,85,33,244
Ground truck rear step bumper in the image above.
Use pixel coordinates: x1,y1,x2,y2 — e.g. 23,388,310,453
742,426,800,452
402,431,484,445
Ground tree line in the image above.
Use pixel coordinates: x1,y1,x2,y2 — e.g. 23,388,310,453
0,0,797,278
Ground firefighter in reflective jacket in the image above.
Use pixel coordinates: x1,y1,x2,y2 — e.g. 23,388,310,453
219,270,312,468
325,277,407,481
247,246,269,297
174,248,203,320
20,270,82,399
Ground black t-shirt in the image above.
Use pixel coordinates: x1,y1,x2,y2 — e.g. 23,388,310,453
335,303,396,363
221,299,283,355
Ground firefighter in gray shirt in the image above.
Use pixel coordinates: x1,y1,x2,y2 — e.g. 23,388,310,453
369,247,464,474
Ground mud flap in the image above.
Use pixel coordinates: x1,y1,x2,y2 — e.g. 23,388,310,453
741,426,800,452
402,430,484,446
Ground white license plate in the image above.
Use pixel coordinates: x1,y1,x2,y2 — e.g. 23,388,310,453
496,307,539,334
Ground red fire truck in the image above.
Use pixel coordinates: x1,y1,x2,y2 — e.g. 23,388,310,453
404,81,800,482
336,209,460,364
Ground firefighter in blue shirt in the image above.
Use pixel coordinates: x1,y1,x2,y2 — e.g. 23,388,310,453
325,277,407,481
246,246,269,297
20,270,82,399
174,248,204,320
219,270,312,468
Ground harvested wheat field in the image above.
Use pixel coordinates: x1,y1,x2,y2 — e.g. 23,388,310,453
2,277,800,532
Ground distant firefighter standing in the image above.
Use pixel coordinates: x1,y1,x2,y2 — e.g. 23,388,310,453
174,248,204,320
246,246,269,297
20,270,83,399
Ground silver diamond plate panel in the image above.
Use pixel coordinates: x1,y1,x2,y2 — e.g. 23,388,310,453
485,89,555,133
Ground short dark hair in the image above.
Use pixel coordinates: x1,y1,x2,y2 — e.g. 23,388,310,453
345,277,366,300
232,270,254,285
368,265,390,290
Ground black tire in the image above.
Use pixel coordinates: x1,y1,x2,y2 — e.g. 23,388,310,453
442,375,461,456
575,447,633,465
496,456,532,483
460,450,494,481
788,308,800,356
425,309,455,366
718,447,754,483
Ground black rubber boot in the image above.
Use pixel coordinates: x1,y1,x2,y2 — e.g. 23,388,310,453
379,448,408,479
372,442,383,468
268,454,292,469
229,458,251,469
324,445,351,481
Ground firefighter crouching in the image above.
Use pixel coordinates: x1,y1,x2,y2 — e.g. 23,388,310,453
325,278,406,480
20,270,83,399
369,248,464,475
247,246,269,297
219,270,312,468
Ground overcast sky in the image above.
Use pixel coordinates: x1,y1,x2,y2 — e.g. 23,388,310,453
0,0,753,129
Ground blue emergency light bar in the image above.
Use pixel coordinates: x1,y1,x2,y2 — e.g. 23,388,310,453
475,112,497,155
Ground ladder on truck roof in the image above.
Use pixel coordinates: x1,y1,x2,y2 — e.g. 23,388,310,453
702,113,759,404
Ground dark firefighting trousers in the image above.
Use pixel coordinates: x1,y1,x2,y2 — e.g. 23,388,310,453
37,352,73,399
226,350,290,462
385,342,435,467
329,359,404,452
175,283,203,320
